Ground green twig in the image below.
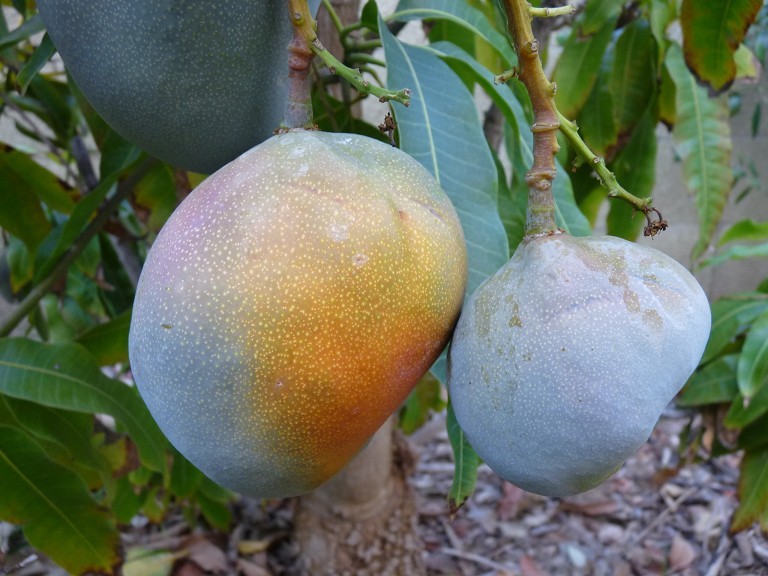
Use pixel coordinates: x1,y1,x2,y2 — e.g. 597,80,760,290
494,67,518,84
346,53,386,68
0,159,156,338
557,112,653,211
529,5,576,18
321,0,344,33
289,0,409,106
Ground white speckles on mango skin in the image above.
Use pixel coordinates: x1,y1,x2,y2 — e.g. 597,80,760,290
129,131,467,498
447,233,710,497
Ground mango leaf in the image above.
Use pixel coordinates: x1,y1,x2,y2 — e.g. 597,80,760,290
0,146,74,213
718,219,768,246
0,425,121,574
577,48,617,158
609,19,657,136
16,32,55,94
0,338,167,472
734,44,759,81
428,42,591,237
731,446,768,532
75,309,131,366
98,234,136,317
390,0,516,66
681,0,763,93
739,413,768,451
606,106,657,240
169,448,204,499
1,394,110,474
0,152,51,251
382,25,508,302
702,293,768,364
666,45,733,260
553,15,617,118
581,0,625,35
677,355,738,407
132,162,178,233
701,243,768,269
725,383,768,428
400,372,445,435
737,311,768,400
446,401,480,514
0,12,43,51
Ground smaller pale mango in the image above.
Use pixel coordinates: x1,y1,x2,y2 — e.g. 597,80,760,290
448,233,710,497
129,130,467,498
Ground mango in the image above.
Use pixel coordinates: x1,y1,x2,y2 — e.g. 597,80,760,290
37,0,319,173
129,131,467,497
447,233,710,497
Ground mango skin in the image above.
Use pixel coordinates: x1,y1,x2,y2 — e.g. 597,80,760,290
129,131,467,498
37,0,318,174
447,233,710,497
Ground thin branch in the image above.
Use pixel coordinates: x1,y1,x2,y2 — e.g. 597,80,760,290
529,5,576,18
0,159,156,337
288,0,410,106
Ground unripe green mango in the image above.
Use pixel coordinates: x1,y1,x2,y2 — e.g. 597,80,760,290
129,131,467,497
37,0,318,174
447,233,710,497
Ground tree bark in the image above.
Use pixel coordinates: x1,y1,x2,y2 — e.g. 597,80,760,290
293,416,426,576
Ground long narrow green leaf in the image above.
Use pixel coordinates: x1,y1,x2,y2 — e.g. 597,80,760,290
16,32,56,94
718,219,768,246
609,19,657,136
677,355,738,407
0,425,121,574
681,0,763,93
381,23,509,301
0,13,43,51
390,0,516,66
0,338,167,471
731,446,768,532
606,106,657,239
666,45,733,260
553,15,617,118
737,311,768,400
446,401,480,513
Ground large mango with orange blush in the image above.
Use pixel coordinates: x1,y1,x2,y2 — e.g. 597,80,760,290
129,130,467,498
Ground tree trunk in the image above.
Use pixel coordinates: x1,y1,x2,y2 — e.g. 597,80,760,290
293,416,426,576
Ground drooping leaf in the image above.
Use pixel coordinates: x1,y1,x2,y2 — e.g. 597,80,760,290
666,45,733,260
0,338,167,472
739,413,768,450
16,32,56,94
681,0,763,93
609,18,657,136
446,401,481,514
0,146,74,213
553,15,617,118
381,26,509,302
98,234,136,317
0,151,51,251
390,0,517,66
677,355,738,407
737,311,768,400
731,446,768,532
169,448,204,499
0,425,122,574
581,0,625,35
606,106,658,240
701,293,768,364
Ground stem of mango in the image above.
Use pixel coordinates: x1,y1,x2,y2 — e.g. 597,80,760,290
502,0,559,237
283,2,317,130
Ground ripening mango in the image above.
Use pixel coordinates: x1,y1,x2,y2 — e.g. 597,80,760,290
129,130,467,497
448,233,710,497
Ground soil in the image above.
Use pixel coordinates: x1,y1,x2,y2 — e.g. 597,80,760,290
3,408,767,576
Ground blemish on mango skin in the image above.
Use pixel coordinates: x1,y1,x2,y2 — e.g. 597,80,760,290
129,130,468,498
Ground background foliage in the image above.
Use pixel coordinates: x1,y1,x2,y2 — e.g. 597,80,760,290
0,0,766,572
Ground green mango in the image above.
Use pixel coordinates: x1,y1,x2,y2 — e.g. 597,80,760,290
38,0,319,173
448,233,711,497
